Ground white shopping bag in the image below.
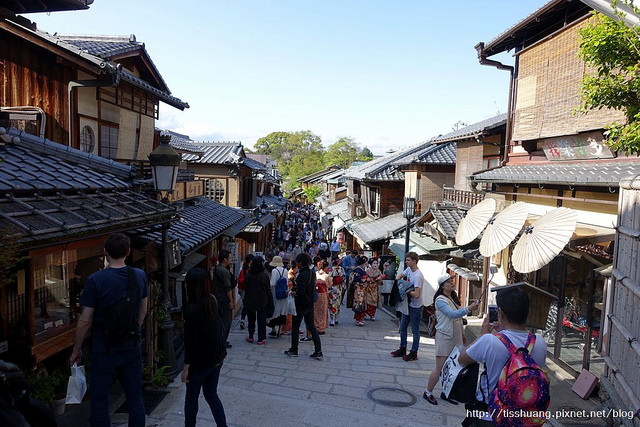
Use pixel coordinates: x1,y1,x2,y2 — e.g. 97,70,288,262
65,363,87,404
286,294,297,316
440,346,463,398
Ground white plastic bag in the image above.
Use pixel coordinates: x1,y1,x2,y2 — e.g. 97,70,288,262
65,363,87,404
286,294,297,316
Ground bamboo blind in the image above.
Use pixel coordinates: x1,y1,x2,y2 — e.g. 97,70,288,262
513,17,626,142
607,178,640,422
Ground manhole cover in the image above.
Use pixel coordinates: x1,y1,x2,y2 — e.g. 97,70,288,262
367,387,417,407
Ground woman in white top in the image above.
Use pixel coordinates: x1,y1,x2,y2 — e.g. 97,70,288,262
267,256,288,338
423,274,478,405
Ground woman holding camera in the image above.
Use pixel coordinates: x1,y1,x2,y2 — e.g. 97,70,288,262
423,274,478,405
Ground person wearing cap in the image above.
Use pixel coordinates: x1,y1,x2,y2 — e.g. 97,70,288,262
391,252,424,361
267,256,288,337
422,274,479,405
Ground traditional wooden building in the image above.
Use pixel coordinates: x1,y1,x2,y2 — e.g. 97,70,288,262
0,15,188,162
0,127,175,366
472,0,640,379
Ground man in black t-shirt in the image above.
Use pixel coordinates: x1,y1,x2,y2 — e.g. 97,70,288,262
212,250,235,348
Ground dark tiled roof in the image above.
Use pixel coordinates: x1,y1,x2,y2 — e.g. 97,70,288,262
0,191,174,245
431,207,465,240
350,212,407,244
3,22,188,109
182,142,244,164
147,197,247,255
471,160,640,187
242,156,267,171
262,194,289,209
326,199,348,217
56,34,170,93
428,114,507,145
3,0,92,13
394,142,457,166
345,143,436,181
299,166,342,183
162,130,204,155
0,127,134,192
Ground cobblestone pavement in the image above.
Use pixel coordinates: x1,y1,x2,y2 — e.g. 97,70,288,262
135,306,466,426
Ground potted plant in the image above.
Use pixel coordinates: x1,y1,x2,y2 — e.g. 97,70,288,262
28,368,68,415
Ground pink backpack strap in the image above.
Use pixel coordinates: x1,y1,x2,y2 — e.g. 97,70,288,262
493,332,518,354
525,332,536,353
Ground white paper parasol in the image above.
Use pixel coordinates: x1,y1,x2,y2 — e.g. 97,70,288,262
479,202,529,257
512,207,578,273
455,198,496,246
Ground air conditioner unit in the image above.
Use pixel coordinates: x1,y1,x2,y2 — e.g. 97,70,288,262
355,206,365,217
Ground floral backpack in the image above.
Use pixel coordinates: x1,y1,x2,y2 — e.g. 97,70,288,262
488,332,550,426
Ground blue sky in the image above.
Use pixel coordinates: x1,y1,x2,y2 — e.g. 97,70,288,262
32,1,547,155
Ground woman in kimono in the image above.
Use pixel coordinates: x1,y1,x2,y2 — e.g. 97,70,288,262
350,256,369,326
362,258,385,321
313,259,332,334
328,259,345,326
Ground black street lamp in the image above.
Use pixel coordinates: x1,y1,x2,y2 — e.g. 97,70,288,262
148,133,181,201
148,132,181,374
403,197,416,265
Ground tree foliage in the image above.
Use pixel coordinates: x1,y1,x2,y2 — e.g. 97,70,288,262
578,2,640,154
358,147,374,161
303,184,323,202
255,130,325,190
325,137,360,168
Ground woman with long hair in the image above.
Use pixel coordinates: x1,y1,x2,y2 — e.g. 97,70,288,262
237,254,254,330
328,259,345,326
423,274,478,405
182,268,227,427
314,259,331,334
243,256,271,345
359,258,384,322
280,259,298,335
349,256,369,326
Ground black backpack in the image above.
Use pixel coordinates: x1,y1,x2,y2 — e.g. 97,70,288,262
102,267,140,345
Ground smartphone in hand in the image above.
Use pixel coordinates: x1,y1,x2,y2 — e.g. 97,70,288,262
488,305,498,324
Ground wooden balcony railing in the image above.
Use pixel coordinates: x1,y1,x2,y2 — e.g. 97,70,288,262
442,186,485,208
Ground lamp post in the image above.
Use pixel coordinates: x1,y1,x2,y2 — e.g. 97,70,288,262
148,132,181,374
403,197,416,266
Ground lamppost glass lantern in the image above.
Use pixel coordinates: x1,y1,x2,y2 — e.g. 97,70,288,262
148,133,181,198
403,197,416,219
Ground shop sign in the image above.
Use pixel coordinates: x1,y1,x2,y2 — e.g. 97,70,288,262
167,238,182,269
541,132,614,161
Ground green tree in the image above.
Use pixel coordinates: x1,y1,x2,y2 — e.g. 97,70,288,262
578,2,640,154
358,147,374,161
303,184,323,202
255,130,325,190
325,137,359,168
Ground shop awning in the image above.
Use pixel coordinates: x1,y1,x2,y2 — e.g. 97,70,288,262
389,234,454,262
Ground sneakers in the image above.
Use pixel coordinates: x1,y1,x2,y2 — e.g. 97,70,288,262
257,340,266,345
268,330,277,337
391,347,406,357
300,336,312,342
284,349,298,357
310,351,323,360
240,320,245,330
245,337,254,343
402,350,418,361
423,392,437,405
355,321,364,326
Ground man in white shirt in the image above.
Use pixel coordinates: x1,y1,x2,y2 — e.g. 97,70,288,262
391,252,424,361
458,286,547,426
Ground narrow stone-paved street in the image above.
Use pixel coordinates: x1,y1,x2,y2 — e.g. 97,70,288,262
136,307,466,427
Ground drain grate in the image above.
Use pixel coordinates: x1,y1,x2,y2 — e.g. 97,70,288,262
367,387,417,407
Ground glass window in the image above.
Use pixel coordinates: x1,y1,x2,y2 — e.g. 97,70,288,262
31,242,105,344
100,124,119,159
80,125,95,153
